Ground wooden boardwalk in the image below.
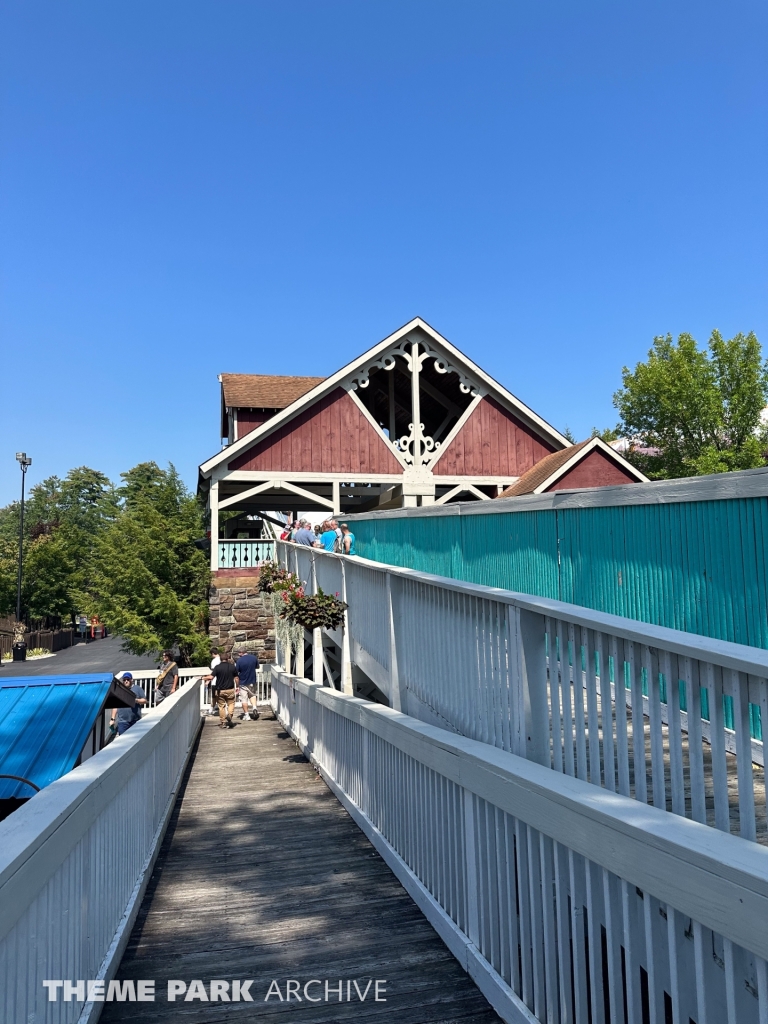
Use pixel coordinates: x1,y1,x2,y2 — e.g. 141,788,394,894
101,711,500,1023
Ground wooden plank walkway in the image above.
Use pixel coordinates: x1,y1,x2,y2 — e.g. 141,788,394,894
101,711,500,1023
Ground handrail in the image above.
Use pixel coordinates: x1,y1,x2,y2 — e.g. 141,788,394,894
272,669,768,1024
279,540,768,676
0,680,203,1023
277,541,768,846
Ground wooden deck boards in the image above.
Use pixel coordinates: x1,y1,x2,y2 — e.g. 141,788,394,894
100,712,500,1024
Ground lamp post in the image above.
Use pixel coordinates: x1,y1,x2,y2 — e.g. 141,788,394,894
15,452,32,626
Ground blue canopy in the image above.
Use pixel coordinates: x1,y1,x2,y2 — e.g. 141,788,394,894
0,674,114,799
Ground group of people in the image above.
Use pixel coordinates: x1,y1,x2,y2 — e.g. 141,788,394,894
281,518,355,554
205,647,261,729
109,647,264,738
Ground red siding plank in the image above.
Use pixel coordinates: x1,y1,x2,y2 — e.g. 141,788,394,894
433,396,556,477
227,388,400,475
547,448,637,491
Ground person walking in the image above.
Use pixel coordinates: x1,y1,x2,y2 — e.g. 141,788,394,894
234,647,260,720
109,673,147,736
207,651,238,728
155,651,179,703
207,647,221,716
340,522,356,555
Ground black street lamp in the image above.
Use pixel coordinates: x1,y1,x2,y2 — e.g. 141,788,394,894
15,452,32,626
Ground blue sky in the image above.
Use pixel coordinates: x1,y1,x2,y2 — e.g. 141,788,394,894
1,1,766,504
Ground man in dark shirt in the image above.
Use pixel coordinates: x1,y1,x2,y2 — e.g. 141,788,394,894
209,652,238,728
235,648,260,720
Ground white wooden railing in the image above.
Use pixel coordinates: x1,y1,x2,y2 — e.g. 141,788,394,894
278,542,768,844
218,538,274,569
0,680,203,1024
271,669,768,1024
125,665,272,711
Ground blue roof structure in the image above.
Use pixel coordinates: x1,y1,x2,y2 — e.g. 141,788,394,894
0,674,114,799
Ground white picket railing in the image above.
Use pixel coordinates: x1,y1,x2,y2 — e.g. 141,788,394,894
125,665,272,711
277,542,768,844
271,669,768,1024
0,680,203,1024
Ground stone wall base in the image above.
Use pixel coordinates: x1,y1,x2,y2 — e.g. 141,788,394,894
208,568,275,661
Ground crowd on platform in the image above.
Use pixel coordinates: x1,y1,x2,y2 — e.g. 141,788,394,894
280,518,355,555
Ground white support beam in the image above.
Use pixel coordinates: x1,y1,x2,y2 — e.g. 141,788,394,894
218,480,279,510
280,480,336,509
210,482,219,571
434,483,491,505
219,478,336,511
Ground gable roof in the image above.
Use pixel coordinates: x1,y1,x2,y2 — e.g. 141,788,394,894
201,317,571,478
220,374,325,409
0,674,132,798
497,436,647,497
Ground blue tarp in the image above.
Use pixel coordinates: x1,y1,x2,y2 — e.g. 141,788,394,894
0,674,113,799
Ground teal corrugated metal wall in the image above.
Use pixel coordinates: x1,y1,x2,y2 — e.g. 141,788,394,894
352,495,768,738
352,496,768,649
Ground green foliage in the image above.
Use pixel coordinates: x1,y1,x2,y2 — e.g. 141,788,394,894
0,461,210,665
257,561,299,594
590,426,621,443
79,470,210,665
281,588,347,631
562,425,576,443
614,330,768,479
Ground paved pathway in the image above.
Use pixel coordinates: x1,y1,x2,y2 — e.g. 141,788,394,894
0,635,158,677
101,711,500,1023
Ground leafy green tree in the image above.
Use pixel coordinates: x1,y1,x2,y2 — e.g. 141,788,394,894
23,534,75,618
80,465,210,664
614,331,768,478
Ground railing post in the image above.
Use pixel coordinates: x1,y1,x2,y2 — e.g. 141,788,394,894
340,561,353,694
311,553,323,686
511,606,550,767
387,573,407,712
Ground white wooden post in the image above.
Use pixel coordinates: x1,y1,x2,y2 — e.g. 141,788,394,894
210,481,219,572
295,629,306,679
332,480,341,515
518,607,550,767
387,574,407,712
311,553,323,686
340,561,353,694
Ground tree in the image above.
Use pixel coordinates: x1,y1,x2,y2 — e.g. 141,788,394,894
613,331,768,478
80,465,210,664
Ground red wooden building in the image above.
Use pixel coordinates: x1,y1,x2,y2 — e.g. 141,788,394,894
198,318,644,570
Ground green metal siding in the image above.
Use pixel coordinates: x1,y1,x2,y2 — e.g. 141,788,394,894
352,496,768,650
352,495,768,738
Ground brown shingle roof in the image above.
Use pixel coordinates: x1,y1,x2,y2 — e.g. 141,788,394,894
220,373,325,410
497,440,588,497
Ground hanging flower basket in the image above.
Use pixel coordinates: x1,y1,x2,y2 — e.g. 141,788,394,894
281,588,348,632
257,561,299,594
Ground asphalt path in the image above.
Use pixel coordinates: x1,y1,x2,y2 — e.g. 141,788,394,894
0,635,159,678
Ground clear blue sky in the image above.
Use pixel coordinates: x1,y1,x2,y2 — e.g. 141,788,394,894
1,1,766,504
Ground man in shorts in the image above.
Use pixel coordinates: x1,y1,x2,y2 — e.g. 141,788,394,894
235,647,260,720
204,651,238,728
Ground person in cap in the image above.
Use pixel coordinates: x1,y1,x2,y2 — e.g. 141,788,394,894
235,647,260,720
109,673,147,736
